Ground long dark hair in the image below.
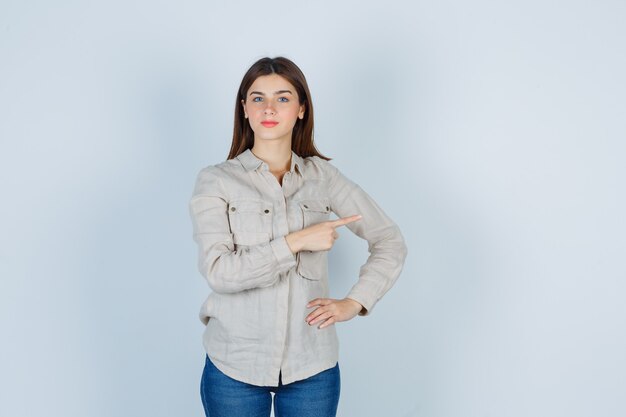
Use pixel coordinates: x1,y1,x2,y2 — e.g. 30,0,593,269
227,56,331,161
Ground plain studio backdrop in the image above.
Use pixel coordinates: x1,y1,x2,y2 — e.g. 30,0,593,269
1,1,624,416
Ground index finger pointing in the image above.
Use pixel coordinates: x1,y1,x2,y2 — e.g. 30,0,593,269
331,214,362,228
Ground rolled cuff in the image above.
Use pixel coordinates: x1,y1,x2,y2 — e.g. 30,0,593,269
345,289,378,317
270,236,297,272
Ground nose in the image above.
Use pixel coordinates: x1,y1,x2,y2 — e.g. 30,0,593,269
263,101,276,115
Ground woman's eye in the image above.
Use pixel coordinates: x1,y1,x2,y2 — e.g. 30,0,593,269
251,96,288,103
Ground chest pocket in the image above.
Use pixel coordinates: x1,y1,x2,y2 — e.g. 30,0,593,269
227,199,273,246
299,199,331,227
296,199,331,280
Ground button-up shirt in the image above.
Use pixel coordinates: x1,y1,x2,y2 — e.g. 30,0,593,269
188,148,408,386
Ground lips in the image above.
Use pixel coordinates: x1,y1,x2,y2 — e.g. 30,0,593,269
261,121,279,127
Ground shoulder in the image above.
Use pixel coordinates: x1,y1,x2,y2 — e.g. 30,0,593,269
305,156,362,198
195,158,242,180
192,159,239,197
302,155,341,179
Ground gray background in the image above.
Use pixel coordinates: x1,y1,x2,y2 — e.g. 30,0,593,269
1,1,624,416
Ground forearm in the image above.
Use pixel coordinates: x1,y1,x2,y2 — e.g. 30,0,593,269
344,224,408,316
285,231,305,254
197,234,297,294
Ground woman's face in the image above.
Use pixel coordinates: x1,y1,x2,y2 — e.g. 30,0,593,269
241,74,305,144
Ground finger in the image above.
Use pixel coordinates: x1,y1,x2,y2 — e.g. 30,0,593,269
331,214,362,228
319,317,336,329
306,298,322,308
306,307,327,324
306,298,332,308
305,300,335,322
309,311,333,326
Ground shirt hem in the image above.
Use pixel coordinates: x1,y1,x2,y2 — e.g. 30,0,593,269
205,351,339,387
206,352,282,387
280,357,339,385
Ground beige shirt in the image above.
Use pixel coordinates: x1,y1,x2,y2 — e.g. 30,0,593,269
189,148,408,386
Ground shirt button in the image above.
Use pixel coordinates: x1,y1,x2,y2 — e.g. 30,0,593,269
230,207,236,212
264,209,270,214
303,204,309,209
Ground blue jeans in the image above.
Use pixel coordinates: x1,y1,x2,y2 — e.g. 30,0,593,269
200,354,341,417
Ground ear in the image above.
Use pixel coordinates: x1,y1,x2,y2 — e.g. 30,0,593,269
298,103,305,119
241,99,247,118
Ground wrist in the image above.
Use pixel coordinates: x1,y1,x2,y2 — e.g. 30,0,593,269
345,297,364,314
285,232,303,254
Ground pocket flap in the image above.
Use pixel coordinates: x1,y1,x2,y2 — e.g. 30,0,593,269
298,199,331,213
228,199,270,214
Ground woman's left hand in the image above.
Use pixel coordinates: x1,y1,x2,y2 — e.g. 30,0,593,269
305,298,364,329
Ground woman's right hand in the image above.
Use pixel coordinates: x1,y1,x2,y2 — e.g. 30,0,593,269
285,214,362,254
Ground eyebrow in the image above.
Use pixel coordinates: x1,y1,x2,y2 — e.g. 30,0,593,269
249,90,293,96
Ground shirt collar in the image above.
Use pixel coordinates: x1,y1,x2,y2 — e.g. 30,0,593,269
236,148,303,177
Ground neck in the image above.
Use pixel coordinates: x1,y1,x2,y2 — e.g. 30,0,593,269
251,140,292,173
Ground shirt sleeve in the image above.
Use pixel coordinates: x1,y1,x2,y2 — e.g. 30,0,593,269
324,160,408,316
189,166,297,294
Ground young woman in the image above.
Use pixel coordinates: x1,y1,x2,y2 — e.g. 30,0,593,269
189,56,408,417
